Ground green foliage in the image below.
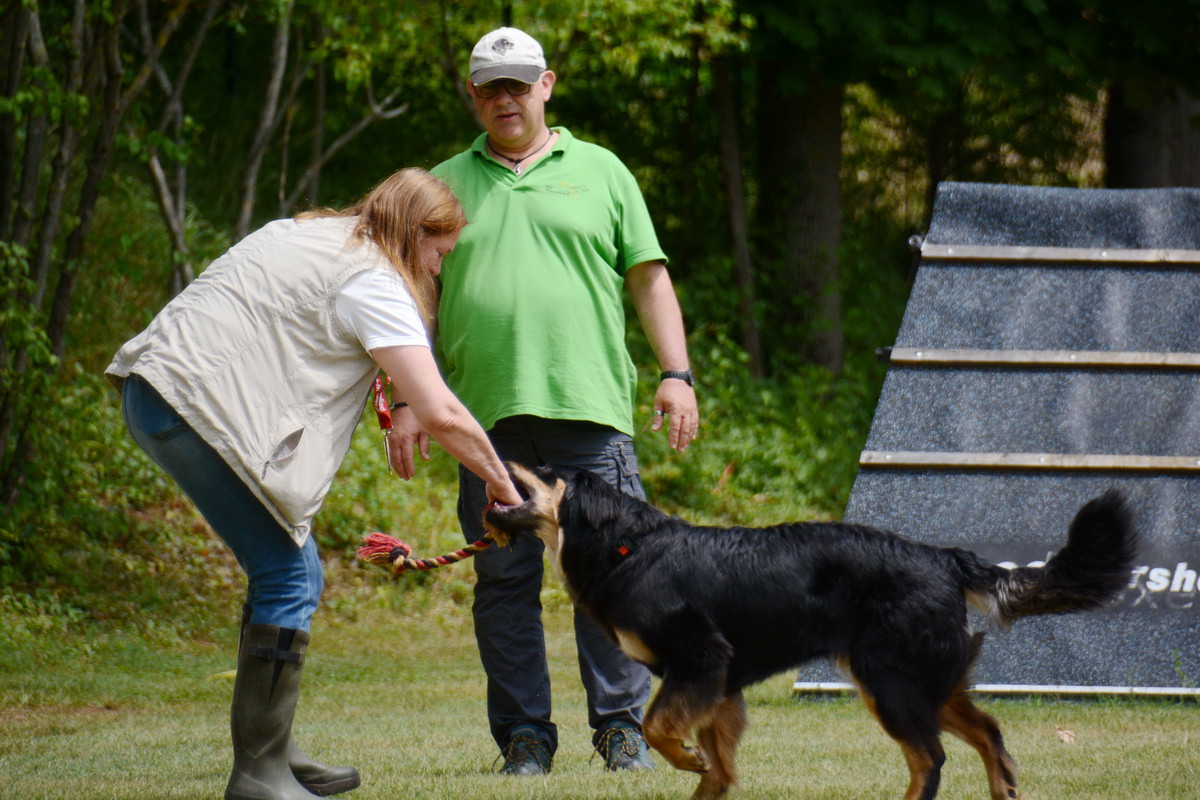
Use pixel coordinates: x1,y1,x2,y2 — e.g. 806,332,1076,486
0,364,238,627
67,174,229,371
0,180,236,636
632,338,885,523
0,244,57,372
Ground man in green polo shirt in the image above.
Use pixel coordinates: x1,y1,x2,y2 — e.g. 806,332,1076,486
392,26,698,777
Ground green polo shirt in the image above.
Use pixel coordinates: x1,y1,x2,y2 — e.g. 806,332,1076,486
432,127,666,435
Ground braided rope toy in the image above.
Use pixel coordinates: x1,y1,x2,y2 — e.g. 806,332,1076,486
360,373,513,575
357,502,514,575
357,531,495,575
360,375,517,575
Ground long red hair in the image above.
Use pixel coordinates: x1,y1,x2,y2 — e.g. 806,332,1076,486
302,168,466,328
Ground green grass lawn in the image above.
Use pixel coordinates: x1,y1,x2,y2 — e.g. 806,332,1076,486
1,596,1197,800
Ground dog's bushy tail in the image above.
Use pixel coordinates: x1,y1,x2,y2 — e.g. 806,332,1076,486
957,489,1137,627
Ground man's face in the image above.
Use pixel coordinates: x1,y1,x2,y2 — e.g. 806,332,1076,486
469,71,556,149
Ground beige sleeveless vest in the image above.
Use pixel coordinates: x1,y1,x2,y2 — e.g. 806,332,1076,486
107,216,385,546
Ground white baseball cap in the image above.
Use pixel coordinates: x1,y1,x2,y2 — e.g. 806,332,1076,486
469,27,546,85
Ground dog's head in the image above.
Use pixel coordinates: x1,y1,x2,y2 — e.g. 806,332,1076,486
483,463,567,553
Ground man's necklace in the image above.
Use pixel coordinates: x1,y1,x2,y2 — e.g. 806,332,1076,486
488,129,553,175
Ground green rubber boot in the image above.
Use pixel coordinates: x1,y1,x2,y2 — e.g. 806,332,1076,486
237,609,360,796
226,625,345,799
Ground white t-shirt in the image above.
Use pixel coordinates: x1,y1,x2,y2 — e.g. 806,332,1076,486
336,266,429,351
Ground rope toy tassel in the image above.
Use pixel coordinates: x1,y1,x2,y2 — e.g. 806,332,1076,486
357,532,411,566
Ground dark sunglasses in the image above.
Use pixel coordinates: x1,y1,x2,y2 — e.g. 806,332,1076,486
473,79,535,99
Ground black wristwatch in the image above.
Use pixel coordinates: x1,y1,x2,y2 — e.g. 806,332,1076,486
659,369,694,387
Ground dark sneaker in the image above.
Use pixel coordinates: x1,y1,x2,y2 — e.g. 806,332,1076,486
499,726,552,776
594,721,655,771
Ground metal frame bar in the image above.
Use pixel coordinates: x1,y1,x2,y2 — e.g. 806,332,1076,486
859,451,1200,472
888,346,1200,370
921,243,1200,265
792,681,1200,697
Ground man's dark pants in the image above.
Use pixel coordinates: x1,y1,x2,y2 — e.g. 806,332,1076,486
458,415,653,754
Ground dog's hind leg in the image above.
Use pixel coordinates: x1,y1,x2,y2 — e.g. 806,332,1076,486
692,691,747,800
855,679,946,800
938,690,1018,800
896,739,946,800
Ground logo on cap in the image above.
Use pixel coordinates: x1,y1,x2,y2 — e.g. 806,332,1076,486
492,38,515,55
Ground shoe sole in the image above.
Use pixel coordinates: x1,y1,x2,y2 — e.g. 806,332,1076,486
302,776,362,796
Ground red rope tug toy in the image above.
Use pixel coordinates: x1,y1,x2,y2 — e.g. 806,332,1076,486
357,530,495,575
360,373,511,575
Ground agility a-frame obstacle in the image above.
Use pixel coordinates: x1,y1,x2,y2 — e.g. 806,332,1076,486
795,182,1200,696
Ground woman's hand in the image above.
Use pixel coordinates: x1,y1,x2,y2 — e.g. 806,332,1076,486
485,477,523,508
371,345,519,503
386,405,430,479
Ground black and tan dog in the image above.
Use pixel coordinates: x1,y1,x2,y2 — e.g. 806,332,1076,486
483,464,1137,800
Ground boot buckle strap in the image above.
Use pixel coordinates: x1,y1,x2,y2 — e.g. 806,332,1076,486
247,643,303,664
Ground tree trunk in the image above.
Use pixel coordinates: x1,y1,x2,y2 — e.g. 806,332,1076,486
3,0,187,502
2,1,104,501
713,55,764,378
674,1,705,269
920,79,969,227
10,11,49,252
46,4,128,360
309,55,326,207
0,3,31,241
1105,81,1200,188
31,0,85,308
234,0,294,241
755,64,844,373
138,0,220,294
437,0,480,125
280,85,408,216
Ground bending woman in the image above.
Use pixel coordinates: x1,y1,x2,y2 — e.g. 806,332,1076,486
106,168,521,800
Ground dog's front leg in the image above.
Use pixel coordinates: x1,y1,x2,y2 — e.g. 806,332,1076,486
641,611,735,778
644,726,710,775
642,682,714,775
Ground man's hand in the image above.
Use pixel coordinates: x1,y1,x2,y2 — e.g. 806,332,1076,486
652,379,699,453
386,405,431,479
626,261,698,453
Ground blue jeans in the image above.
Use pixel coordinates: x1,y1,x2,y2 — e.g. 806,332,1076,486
458,415,653,753
121,374,322,631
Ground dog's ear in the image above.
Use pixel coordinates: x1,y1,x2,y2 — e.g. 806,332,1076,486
560,469,628,534
562,469,673,539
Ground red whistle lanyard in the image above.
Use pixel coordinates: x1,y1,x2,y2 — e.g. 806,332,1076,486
372,374,392,430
